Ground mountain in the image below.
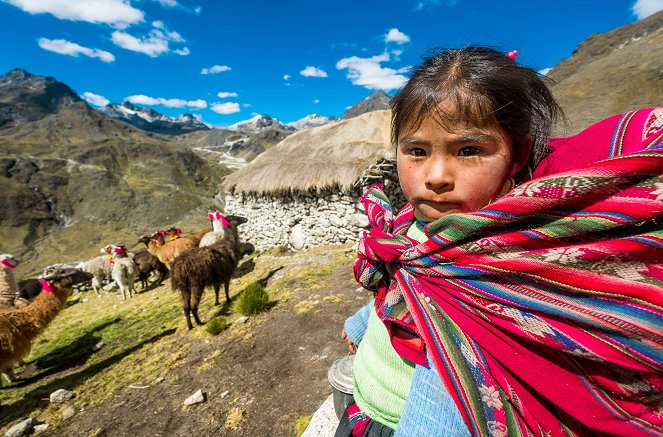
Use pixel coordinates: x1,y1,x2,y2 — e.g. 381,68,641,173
548,10,663,134
0,68,82,128
228,114,295,132
99,101,210,135
0,69,230,275
341,90,391,120
286,114,338,130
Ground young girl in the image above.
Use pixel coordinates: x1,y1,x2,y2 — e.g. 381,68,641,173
337,46,663,436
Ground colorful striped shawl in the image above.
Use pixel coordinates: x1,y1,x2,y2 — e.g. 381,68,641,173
354,108,663,436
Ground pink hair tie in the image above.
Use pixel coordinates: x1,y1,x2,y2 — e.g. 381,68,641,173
39,278,54,294
505,50,518,60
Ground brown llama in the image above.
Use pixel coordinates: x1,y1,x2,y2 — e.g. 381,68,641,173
166,225,213,247
0,268,93,385
171,215,247,330
146,230,197,270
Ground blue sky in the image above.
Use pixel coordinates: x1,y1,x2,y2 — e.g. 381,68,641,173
0,0,661,127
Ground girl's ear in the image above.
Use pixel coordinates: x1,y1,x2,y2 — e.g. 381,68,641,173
509,135,532,178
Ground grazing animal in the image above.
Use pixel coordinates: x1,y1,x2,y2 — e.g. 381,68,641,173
110,245,138,300
0,254,21,308
77,253,113,296
132,248,168,289
199,210,228,247
146,231,197,270
171,215,247,329
0,268,93,385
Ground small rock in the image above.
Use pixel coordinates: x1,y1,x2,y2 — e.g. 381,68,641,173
92,341,104,351
5,418,37,437
82,298,89,303
220,390,230,398
49,389,75,403
183,389,205,406
33,424,49,434
155,377,165,384
62,407,76,420
235,316,249,324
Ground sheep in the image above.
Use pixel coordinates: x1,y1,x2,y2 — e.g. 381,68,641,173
0,268,93,385
77,252,113,297
110,245,138,300
171,215,247,329
0,254,21,308
199,210,228,247
146,231,198,270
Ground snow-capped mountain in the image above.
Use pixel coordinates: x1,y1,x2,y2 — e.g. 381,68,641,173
228,114,295,132
99,101,209,135
286,114,338,130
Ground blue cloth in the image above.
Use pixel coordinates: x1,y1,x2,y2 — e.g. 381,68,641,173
344,300,471,437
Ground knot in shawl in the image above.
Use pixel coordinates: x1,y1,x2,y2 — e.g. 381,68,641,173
353,108,663,436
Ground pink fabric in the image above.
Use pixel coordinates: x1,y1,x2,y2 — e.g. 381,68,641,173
39,278,53,294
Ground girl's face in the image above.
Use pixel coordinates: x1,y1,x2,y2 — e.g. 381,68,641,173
397,114,521,222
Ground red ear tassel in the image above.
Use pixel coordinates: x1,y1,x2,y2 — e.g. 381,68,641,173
505,50,518,60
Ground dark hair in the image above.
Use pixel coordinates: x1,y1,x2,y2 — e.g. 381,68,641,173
391,46,561,182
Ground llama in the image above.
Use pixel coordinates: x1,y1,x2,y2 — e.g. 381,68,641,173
132,249,167,289
0,268,93,385
0,254,22,308
110,245,138,300
199,210,228,247
77,252,113,296
17,278,42,302
146,231,197,270
171,215,247,329
167,225,213,247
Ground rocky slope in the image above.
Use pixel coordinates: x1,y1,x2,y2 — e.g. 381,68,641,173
548,10,663,134
99,101,210,135
341,90,391,119
0,69,230,275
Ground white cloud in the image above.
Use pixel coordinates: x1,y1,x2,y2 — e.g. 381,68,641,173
126,94,207,109
538,67,552,76
201,65,231,74
175,47,190,56
300,66,328,78
283,74,291,80
4,0,144,28
112,30,169,57
211,102,240,114
242,103,252,108
413,0,458,11
313,99,320,104
81,92,109,107
385,28,410,44
194,6,202,14
38,38,115,62
217,92,238,98
153,0,178,7
336,52,407,91
632,0,663,19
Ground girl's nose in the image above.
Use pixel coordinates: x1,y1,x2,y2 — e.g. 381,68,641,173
425,157,453,190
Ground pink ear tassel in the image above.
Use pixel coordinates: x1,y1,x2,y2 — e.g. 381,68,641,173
208,213,214,221
113,246,124,255
215,210,222,220
39,278,54,294
221,217,229,228
505,50,518,60
157,229,166,236
176,229,182,237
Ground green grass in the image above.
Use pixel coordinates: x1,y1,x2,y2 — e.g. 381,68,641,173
205,316,228,335
233,282,271,316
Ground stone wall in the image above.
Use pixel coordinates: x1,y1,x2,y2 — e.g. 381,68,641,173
224,175,405,251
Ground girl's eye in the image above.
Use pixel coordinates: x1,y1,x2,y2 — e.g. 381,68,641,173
408,147,426,157
458,146,482,157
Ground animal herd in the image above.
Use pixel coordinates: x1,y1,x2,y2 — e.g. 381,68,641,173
0,210,251,388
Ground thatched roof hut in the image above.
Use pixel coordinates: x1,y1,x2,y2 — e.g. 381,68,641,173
222,110,393,195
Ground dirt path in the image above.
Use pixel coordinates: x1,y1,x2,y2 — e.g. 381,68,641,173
19,248,369,437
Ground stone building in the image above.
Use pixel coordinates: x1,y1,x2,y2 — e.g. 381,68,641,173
222,110,405,250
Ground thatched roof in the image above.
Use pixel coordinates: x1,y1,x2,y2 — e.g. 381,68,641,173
223,110,393,195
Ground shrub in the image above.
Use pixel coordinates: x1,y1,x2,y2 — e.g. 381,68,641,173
205,316,227,335
233,282,270,316
295,415,312,437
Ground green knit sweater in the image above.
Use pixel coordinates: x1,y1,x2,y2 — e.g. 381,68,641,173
351,221,426,429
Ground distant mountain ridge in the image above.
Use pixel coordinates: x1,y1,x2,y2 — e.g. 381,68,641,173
342,90,391,120
0,68,82,128
100,101,210,135
286,114,338,130
228,114,294,133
